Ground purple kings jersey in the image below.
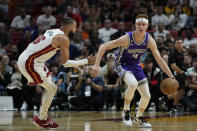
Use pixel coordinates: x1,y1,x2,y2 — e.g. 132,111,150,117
114,31,149,84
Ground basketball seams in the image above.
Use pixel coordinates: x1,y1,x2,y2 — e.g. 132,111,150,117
164,78,169,95
169,78,173,94
161,78,176,96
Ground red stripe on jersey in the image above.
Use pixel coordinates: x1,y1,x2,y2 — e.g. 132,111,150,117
25,45,55,84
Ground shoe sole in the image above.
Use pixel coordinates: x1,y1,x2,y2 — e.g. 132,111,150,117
122,112,132,126
33,121,57,129
133,119,152,128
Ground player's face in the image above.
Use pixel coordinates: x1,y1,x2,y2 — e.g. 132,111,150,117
71,21,77,34
68,21,77,38
135,21,148,33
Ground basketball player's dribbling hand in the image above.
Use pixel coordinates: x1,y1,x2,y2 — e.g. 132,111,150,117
90,64,99,78
87,54,96,65
168,77,179,99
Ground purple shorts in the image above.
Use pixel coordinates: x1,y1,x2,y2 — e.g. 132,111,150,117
114,62,146,82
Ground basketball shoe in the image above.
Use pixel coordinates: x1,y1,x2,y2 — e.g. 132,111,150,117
133,116,152,128
122,110,132,126
33,115,58,129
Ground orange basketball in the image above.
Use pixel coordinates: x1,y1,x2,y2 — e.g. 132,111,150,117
160,78,178,96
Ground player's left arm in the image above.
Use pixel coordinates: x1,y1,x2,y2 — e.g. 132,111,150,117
63,55,96,67
148,35,174,78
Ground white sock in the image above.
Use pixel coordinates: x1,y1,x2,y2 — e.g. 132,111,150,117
136,110,143,117
38,80,57,120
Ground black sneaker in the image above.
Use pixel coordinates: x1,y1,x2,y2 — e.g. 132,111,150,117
122,110,132,126
133,116,152,128
159,96,169,111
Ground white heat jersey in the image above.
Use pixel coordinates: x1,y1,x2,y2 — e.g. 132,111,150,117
18,29,65,84
19,29,64,63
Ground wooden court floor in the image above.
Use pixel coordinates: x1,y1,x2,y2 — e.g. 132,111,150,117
0,111,197,131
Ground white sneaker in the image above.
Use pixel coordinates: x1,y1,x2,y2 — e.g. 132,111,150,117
110,105,116,111
122,110,132,126
20,102,27,111
133,116,152,128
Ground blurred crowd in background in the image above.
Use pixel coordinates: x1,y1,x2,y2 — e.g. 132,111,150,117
1,0,197,112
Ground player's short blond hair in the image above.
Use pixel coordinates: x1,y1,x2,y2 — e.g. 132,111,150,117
136,14,149,20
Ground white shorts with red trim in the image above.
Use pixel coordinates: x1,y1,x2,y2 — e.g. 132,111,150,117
18,54,51,85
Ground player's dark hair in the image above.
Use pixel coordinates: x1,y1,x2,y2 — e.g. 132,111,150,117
61,17,75,26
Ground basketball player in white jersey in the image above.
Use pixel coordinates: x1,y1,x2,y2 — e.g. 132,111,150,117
18,17,95,129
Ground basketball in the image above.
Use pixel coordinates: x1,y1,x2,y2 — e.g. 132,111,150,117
160,78,178,96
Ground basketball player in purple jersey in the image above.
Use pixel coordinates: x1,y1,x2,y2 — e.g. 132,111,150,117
90,14,178,127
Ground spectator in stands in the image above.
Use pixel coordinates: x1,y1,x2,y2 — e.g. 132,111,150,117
143,58,162,111
166,32,174,42
69,40,81,60
169,37,187,111
36,6,56,30
82,21,91,40
111,1,125,21
11,8,30,30
80,44,89,58
101,58,120,110
0,61,8,92
0,0,8,16
42,0,58,15
160,47,169,57
151,6,169,30
9,45,19,61
72,30,84,50
188,43,197,58
167,40,175,52
89,29,103,51
181,0,191,16
156,36,166,50
37,26,45,36
185,7,197,29
125,0,142,22
83,38,96,54
64,5,83,30
111,21,125,40
2,55,13,76
0,22,12,48
165,0,176,17
189,0,197,8
69,65,104,111
17,30,32,54
0,9,8,23
184,55,192,69
23,16,38,41
86,5,101,27
183,29,197,49
180,57,197,111
49,62,67,110
153,22,169,41
79,0,90,21
0,42,5,57
168,5,188,31
98,19,117,42
6,62,23,110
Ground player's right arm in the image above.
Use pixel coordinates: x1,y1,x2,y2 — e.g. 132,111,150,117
90,35,129,77
52,34,70,64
